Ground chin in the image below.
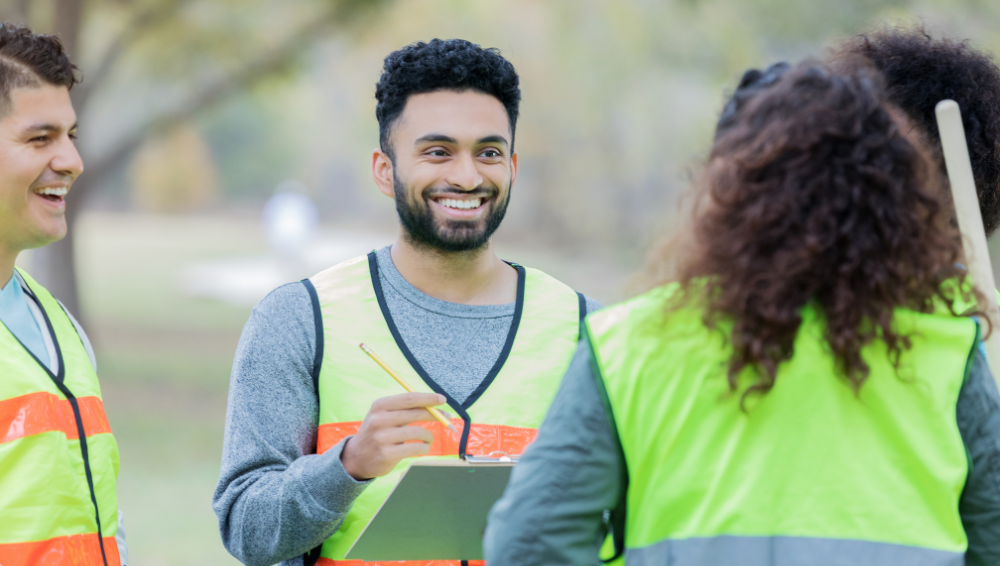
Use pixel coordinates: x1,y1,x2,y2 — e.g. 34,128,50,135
36,224,68,245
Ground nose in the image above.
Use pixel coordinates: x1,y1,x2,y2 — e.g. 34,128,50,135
445,152,483,191
51,135,84,179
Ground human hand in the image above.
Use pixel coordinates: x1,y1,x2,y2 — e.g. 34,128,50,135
340,392,450,480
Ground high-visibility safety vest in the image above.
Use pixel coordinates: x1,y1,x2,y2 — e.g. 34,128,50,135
586,283,978,566
0,268,120,566
305,252,583,566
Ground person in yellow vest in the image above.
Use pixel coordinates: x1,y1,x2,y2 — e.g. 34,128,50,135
213,39,601,566
0,23,126,566
485,61,1000,565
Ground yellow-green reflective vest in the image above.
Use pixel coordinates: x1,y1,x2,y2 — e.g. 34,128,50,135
0,268,120,566
307,252,582,566
587,283,977,566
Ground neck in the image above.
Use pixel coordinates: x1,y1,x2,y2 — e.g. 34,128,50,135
0,246,16,290
390,232,518,305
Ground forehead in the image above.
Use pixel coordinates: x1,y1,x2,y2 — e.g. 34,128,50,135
0,84,76,130
393,90,510,143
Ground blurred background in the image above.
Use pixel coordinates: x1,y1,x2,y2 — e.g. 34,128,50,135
2,0,999,564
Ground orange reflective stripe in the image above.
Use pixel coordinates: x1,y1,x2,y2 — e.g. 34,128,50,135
0,533,119,566
320,560,484,565
316,421,362,454
317,419,536,457
0,392,111,445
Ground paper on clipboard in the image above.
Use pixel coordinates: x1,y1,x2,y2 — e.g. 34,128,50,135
345,457,516,561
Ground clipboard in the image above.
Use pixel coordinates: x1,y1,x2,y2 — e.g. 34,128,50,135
345,457,517,561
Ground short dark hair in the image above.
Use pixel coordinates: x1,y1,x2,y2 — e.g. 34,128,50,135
374,38,520,159
0,22,78,117
838,27,1000,235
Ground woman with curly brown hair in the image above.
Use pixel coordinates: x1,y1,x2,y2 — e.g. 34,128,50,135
485,61,1000,565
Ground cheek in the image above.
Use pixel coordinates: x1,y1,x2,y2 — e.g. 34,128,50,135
0,158,43,204
484,166,511,189
398,177,431,204
0,179,27,216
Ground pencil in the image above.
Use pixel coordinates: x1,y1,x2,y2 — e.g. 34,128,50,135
358,342,458,434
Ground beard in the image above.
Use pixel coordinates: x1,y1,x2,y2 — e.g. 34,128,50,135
394,172,510,252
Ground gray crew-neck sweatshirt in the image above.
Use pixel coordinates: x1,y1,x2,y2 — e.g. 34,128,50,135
212,246,600,566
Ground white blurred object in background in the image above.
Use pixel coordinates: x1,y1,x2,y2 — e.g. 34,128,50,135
262,180,320,260
178,181,392,305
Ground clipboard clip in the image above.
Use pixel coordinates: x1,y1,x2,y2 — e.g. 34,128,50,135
462,451,520,463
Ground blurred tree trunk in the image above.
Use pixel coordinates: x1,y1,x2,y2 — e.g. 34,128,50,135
23,0,386,320
53,0,81,55
28,0,86,317
2,0,31,24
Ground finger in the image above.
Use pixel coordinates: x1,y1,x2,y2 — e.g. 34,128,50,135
377,408,453,428
384,442,433,461
372,392,448,412
376,424,435,445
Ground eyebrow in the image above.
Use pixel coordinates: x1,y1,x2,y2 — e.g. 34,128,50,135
414,133,509,147
476,135,509,148
23,122,77,133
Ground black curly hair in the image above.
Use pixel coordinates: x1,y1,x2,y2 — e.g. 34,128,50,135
374,38,520,160
838,27,1000,236
716,62,790,137
0,22,78,117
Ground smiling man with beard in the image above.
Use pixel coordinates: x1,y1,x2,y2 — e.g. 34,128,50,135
214,39,601,566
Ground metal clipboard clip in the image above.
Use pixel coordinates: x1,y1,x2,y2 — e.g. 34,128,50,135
462,450,520,464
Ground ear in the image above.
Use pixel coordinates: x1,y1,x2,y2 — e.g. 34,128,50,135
510,151,518,186
371,149,395,198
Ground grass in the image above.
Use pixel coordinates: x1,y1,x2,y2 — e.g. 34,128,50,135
75,212,259,566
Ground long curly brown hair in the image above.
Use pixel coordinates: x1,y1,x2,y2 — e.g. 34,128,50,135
663,62,976,403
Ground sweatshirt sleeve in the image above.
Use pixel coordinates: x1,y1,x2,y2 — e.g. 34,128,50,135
484,336,624,566
212,282,372,566
957,348,1000,565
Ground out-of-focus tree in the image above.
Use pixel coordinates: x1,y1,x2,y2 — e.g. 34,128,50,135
0,0,389,318
129,121,221,212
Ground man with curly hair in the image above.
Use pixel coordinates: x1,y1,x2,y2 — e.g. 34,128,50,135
837,27,1000,236
214,39,601,566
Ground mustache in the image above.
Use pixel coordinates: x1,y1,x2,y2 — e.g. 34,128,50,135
421,185,499,200
31,175,74,189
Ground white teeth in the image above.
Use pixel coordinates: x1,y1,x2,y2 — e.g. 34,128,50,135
439,198,481,210
36,187,68,196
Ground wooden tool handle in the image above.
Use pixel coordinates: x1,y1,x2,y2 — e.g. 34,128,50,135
935,100,1000,386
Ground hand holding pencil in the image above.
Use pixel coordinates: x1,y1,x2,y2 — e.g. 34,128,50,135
359,342,458,433
339,344,457,480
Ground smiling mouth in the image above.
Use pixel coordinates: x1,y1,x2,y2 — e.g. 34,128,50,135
432,197,484,210
33,186,69,203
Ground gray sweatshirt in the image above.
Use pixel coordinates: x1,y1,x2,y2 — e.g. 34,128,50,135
484,337,1000,565
212,246,600,566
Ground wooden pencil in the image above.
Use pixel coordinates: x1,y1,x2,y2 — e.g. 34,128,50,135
359,342,458,434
